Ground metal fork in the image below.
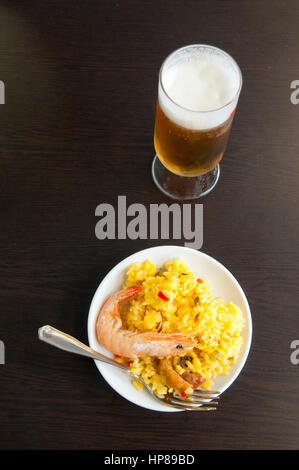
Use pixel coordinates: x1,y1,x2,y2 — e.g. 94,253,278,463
38,325,220,411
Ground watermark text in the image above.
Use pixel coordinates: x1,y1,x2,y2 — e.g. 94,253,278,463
0,340,5,364
290,340,299,365
95,196,203,250
290,80,299,104
0,81,4,104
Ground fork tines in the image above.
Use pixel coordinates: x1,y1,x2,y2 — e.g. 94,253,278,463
164,390,220,411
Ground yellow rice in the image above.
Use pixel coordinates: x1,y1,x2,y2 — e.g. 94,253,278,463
116,259,244,397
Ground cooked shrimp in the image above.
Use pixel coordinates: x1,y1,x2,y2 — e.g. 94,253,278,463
159,358,192,394
96,286,196,358
159,357,205,394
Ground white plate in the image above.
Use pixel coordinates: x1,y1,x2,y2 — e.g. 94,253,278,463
87,246,252,412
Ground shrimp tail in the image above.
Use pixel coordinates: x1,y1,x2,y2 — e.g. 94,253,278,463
159,358,192,393
96,285,141,346
113,285,142,302
99,285,141,320
159,358,205,393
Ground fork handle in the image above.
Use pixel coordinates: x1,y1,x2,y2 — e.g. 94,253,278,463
38,325,129,372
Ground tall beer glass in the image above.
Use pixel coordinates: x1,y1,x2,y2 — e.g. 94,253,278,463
152,44,242,199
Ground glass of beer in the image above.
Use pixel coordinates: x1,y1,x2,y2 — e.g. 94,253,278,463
152,44,242,199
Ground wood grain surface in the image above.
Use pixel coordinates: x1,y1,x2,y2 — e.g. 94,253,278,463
0,0,298,450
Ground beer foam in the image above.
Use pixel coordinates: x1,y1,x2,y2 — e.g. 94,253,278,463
159,46,241,130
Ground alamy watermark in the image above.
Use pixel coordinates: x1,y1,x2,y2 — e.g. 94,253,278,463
95,196,203,250
290,340,299,365
0,81,4,104
0,340,4,364
290,80,299,104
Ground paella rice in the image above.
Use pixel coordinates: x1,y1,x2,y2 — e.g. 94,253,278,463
115,259,244,396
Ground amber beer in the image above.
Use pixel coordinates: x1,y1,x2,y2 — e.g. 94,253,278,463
155,100,234,177
153,45,242,180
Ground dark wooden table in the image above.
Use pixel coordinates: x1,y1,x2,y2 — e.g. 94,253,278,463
0,0,298,450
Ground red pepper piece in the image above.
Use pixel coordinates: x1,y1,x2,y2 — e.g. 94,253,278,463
180,392,187,398
197,278,203,283
158,291,169,301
